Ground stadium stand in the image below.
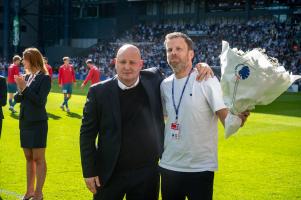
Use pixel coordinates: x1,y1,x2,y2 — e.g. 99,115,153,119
1,19,300,81
58,19,301,80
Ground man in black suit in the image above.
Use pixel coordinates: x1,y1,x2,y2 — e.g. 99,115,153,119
80,44,212,200
0,75,7,138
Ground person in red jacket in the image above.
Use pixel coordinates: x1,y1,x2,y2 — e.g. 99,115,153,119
58,57,76,113
81,59,100,89
44,57,53,81
7,55,21,113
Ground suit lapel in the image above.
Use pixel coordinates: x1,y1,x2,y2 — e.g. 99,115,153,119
140,75,156,113
109,77,122,131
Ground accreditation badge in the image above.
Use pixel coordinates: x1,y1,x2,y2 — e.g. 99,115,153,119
170,122,180,140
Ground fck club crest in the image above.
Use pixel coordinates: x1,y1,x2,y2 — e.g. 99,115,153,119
235,64,250,80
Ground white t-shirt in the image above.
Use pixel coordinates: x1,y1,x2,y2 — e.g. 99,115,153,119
159,70,226,172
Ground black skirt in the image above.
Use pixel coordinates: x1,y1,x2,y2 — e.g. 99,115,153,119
20,120,48,148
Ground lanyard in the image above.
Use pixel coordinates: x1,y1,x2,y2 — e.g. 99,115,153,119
172,68,193,121
26,74,35,87
26,71,40,87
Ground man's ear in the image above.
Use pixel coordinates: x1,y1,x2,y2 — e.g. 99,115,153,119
189,50,195,60
140,60,144,69
114,58,117,69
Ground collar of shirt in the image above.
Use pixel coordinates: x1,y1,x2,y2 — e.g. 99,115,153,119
117,76,140,90
30,70,40,76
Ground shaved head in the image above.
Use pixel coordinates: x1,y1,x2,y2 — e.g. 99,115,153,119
116,44,141,59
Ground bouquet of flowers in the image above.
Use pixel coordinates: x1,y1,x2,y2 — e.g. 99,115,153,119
220,41,301,137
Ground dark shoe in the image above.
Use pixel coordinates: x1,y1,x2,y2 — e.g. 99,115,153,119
60,105,65,111
32,196,43,200
22,195,33,200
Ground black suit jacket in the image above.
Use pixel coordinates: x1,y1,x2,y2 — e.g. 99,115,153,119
14,73,51,121
80,67,165,186
0,76,7,119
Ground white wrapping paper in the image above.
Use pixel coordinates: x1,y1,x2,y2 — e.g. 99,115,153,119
220,41,301,137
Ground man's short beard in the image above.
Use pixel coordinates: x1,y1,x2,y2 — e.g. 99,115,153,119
170,62,187,74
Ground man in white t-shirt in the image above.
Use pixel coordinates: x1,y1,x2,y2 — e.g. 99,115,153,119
160,32,250,200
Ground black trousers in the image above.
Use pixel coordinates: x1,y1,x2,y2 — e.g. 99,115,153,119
160,167,214,200
94,165,159,200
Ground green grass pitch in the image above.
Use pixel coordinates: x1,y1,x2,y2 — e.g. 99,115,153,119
0,79,301,200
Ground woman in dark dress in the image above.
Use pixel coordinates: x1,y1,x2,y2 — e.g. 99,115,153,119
14,47,51,200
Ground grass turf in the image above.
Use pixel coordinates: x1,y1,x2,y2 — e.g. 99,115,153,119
0,81,301,200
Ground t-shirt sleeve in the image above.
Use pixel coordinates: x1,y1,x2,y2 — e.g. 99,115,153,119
83,69,92,85
48,66,53,77
58,67,62,84
16,67,20,75
72,66,76,82
201,77,227,112
160,82,167,117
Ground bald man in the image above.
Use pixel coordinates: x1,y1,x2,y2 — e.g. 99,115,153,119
80,44,213,200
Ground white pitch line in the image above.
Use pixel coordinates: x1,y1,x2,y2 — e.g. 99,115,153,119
0,188,23,199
